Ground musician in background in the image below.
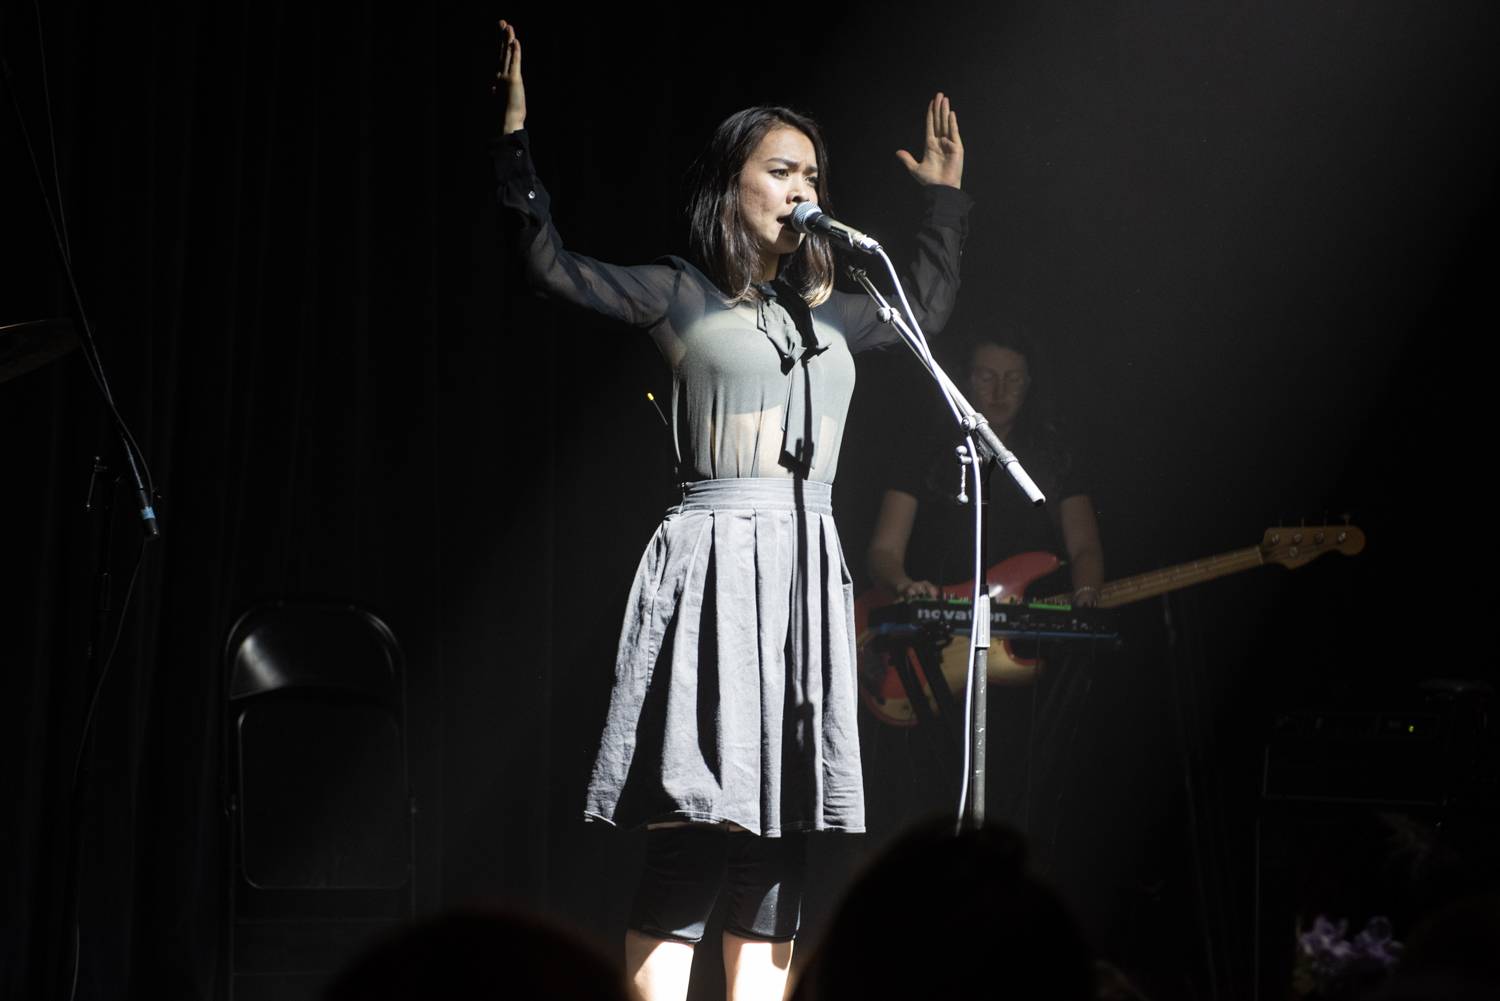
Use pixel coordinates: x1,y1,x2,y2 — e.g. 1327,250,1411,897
862,326,1105,840
866,327,1103,605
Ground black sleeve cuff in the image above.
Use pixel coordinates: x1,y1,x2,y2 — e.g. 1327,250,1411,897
920,183,974,229
490,128,552,221
490,128,533,186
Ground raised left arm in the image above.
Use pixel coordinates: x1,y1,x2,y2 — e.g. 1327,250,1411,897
839,94,972,353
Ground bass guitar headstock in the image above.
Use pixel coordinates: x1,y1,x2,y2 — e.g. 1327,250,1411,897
1261,524,1366,569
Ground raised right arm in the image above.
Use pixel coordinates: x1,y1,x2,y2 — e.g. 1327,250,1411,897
492,21,675,328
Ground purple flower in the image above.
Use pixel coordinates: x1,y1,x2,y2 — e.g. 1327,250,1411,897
1350,916,1403,971
1294,914,1403,996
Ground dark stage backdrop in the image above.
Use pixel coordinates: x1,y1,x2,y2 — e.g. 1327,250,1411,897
3,3,1497,999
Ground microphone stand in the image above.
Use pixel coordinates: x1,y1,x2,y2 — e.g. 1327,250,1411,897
848,259,1045,830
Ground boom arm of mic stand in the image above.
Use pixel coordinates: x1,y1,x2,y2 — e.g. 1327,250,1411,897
846,266,1046,507
968,420,1045,508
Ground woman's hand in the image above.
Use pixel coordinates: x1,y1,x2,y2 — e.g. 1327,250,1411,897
494,20,526,135
896,92,964,189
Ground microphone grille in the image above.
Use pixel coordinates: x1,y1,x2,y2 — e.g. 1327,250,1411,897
789,202,823,233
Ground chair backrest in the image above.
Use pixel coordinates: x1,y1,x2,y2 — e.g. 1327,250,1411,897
224,601,410,891
226,603,402,706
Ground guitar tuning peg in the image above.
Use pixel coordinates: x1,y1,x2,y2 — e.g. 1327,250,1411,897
1341,512,1352,526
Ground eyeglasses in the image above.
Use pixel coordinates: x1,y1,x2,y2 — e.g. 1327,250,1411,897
971,369,1028,390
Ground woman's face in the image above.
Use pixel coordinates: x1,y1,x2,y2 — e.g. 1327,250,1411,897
969,344,1029,431
737,125,819,274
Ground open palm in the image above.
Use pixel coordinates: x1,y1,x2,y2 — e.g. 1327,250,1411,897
896,92,964,189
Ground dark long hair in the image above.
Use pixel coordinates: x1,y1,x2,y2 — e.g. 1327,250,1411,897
684,106,836,307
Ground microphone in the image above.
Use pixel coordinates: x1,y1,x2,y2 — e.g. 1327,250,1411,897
789,203,882,254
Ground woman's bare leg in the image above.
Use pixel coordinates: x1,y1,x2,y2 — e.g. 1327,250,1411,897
723,932,794,1001
626,929,695,1001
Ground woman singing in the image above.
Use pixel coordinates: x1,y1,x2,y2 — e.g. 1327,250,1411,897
492,21,968,1001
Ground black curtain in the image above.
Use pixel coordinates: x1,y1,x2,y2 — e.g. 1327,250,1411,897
5,3,1499,999
2,4,562,996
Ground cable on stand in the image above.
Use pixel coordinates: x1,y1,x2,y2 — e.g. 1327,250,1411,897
841,238,1045,831
4,22,162,1001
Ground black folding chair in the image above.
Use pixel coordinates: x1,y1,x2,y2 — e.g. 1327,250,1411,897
222,602,415,1001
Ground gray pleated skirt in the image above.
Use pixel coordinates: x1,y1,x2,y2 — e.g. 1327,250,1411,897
584,477,865,837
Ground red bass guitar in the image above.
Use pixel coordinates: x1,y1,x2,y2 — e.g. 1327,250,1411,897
855,524,1366,727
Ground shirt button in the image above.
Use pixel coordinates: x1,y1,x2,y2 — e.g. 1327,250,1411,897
527,190,536,199
513,149,522,158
